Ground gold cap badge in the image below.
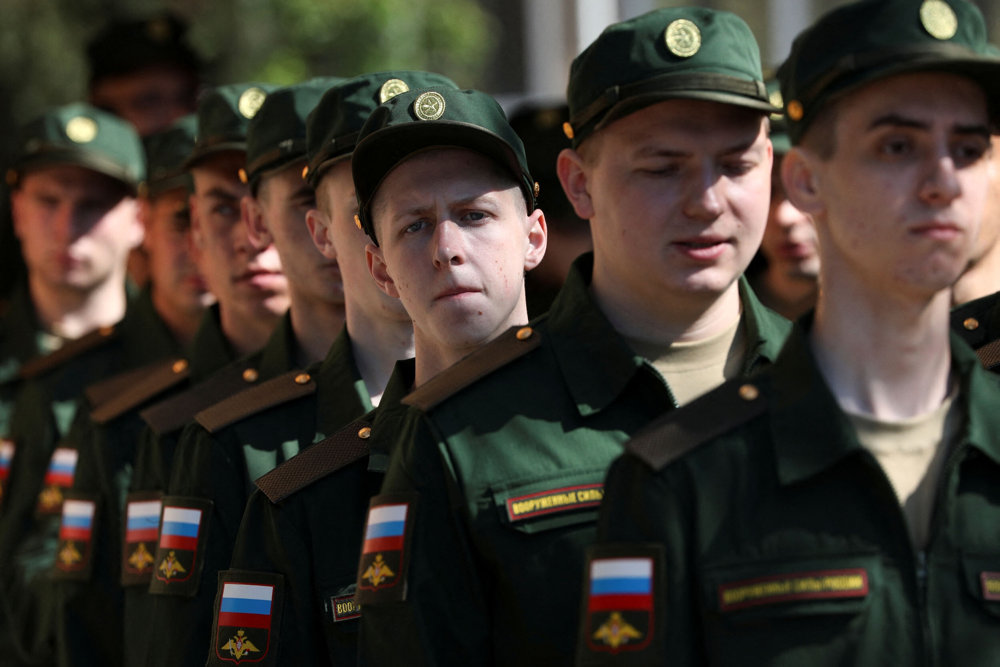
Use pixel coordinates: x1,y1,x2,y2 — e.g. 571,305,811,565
920,0,958,40
65,116,98,144
379,78,410,103
665,19,701,58
238,87,268,119
414,92,446,121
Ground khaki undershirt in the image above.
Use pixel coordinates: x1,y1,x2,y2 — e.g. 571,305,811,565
846,388,961,550
628,316,746,406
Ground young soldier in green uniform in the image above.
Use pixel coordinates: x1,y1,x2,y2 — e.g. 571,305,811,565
580,1,1000,664
202,71,456,667
357,9,789,664
0,104,148,665
136,76,354,667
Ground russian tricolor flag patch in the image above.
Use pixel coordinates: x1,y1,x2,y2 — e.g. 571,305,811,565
356,495,416,603
210,570,283,666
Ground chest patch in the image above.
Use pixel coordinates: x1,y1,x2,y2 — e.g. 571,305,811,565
505,483,603,522
718,568,869,612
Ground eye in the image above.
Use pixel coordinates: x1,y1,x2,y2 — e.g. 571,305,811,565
721,160,755,177
212,204,238,218
878,135,913,157
403,220,427,234
461,210,487,222
952,138,989,167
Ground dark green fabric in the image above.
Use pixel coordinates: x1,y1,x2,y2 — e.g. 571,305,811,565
0,285,44,437
359,254,790,665
590,326,1000,666
951,290,1000,370
221,358,413,667
185,83,279,168
142,115,196,197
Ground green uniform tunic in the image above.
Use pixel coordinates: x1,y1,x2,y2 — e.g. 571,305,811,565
140,327,371,667
582,327,1000,666
0,288,178,666
211,359,414,667
951,290,1000,371
358,255,790,665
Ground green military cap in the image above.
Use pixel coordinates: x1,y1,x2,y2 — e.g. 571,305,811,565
8,102,145,191
303,70,458,188
141,114,196,198
353,87,536,246
564,7,776,147
185,82,279,169
764,79,791,155
87,11,202,87
243,77,343,191
777,0,1000,145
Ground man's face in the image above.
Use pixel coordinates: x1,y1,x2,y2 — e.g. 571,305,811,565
792,72,991,299
368,148,545,352
141,187,213,317
968,135,1000,267
254,162,343,307
760,155,819,281
189,151,288,320
11,164,141,294
315,159,405,321
565,99,772,301
90,65,198,137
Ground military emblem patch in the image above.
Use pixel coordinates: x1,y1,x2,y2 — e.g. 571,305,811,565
0,438,14,510
209,570,283,666
54,494,97,579
121,491,162,586
36,447,78,515
718,568,869,611
149,496,213,597
505,483,603,523
356,495,415,603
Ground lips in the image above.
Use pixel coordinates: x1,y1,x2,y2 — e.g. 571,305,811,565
434,285,480,301
909,221,962,241
673,235,730,261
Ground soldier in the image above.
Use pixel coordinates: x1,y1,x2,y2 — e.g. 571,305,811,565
580,1,1000,664
0,103,146,665
357,8,789,664
137,76,354,667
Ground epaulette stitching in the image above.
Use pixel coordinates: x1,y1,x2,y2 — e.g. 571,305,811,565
18,325,119,380
139,363,257,434
195,369,316,433
402,324,542,411
90,358,190,424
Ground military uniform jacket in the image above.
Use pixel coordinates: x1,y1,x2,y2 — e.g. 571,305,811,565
581,327,1000,666
208,359,414,667
951,290,1000,371
138,326,372,667
358,255,790,666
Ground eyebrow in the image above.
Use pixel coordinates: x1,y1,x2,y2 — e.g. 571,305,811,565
868,113,990,139
633,138,761,159
202,187,240,201
388,191,503,224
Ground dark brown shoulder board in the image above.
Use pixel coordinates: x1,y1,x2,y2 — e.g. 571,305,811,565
402,324,542,411
627,379,769,471
90,358,191,425
86,361,160,408
18,325,119,380
195,369,316,433
975,339,1000,370
255,415,374,504
139,362,259,435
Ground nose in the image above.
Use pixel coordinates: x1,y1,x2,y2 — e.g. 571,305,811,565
682,167,724,222
919,153,962,207
432,219,465,268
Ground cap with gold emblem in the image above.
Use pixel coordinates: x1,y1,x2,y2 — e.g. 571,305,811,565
764,79,790,155
9,102,145,190
777,0,1000,145
185,82,279,169
141,114,197,198
86,11,202,87
564,7,776,148
303,71,458,188
243,77,343,192
352,87,536,245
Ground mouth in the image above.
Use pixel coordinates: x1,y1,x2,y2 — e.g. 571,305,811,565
909,221,962,241
434,286,481,301
673,236,730,261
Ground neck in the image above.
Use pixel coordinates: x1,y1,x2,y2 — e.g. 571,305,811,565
761,265,818,318
345,303,414,404
810,269,952,421
151,287,203,348
219,302,281,358
29,273,127,340
591,254,743,344
952,237,1000,306
288,288,346,367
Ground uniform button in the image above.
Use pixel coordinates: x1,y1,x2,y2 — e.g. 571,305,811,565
294,373,311,385
358,426,372,439
171,359,188,374
738,383,759,401
242,368,259,383
516,326,533,341
964,317,979,331
98,325,114,337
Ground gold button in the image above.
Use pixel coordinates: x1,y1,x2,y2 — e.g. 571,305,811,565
562,121,574,140
294,373,311,385
354,214,363,230
738,384,759,401
238,168,248,184
964,317,979,331
515,326,533,341
98,325,114,337
358,426,372,439
786,100,804,121
242,368,259,383
171,359,188,374
301,165,309,180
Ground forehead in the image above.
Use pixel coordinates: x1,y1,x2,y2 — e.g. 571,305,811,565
377,147,515,203
834,71,989,129
190,151,245,194
20,164,123,195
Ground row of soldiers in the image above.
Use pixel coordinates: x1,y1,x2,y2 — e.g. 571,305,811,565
1,0,1000,665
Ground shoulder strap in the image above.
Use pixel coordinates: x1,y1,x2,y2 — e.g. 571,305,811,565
19,325,119,380
89,358,191,424
975,338,1000,370
403,324,541,411
139,361,259,435
195,369,316,433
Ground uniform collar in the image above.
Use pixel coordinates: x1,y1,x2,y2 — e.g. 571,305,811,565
117,286,183,365
953,331,1000,467
367,358,417,471
313,325,374,437
185,304,238,382
256,310,297,379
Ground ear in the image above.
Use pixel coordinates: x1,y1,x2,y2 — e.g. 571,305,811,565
366,242,400,299
557,147,595,220
242,195,272,249
781,147,825,218
306,208,337,259
523,209,547,272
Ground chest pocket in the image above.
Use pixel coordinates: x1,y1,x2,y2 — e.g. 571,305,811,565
704,552,880,623
962,552,1000,618
491,470,606,534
